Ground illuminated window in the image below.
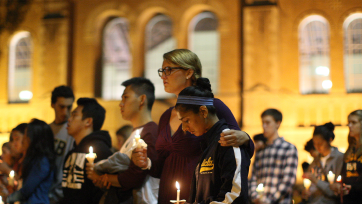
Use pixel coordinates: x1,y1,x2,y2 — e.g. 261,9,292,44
102,17,132,100
344,13,362,93
144,14,175,98
299,15,331,94
8,31,33,103
188,11,219,94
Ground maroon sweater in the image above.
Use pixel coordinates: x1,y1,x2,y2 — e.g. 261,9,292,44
117,121,158,190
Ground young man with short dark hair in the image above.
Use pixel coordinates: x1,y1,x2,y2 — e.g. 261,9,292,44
249,108,298,204
61,98,113,204
49,85,75,204
86,77,159,204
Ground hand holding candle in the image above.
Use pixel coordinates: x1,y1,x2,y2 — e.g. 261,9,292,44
8,170,14,186
303,178,311,190
336,175,343,204
327,171,335,184
86,146,97,164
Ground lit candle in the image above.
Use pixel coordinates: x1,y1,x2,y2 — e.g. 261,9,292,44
336,175,343,204
176,181,180,204
9,170,14,186
327,171,335,184
256,183,264,199
86,146,97,164
135,130,141,148
303,178,311,190
0,195,3,204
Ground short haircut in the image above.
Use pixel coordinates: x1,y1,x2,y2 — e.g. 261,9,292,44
261,108,283,123
302,162,310,173
9,123,28,142
116,125,133,140
253,133,267,143
304,138,315,152
77,98,106,131
121,77,155,111
2,142,11,150
51,85,74,104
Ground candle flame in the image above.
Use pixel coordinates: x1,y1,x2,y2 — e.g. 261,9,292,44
337,175,341,182
89,146,93,154
328,170,333,175
9,170,14,177
176,181,180,190
136,129,140,136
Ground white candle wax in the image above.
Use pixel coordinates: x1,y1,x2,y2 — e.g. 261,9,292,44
86,146,97,164
327,171,335,184
303,178,311,189
9,170,14,186
176,181,180,204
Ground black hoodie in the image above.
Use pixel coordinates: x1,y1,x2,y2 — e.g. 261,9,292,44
61,130,113,204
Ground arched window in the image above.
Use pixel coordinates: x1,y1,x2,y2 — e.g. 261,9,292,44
8,31,33,103
102,17,131,100
299,15,331,94
344,13,362,93
144,14,175,98
188,11,219,94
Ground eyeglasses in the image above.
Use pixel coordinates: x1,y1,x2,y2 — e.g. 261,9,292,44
158,67,188,77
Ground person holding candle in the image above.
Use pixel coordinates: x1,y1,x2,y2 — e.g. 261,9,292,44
61,98,113,204
331,110,362,204
249,108,298,204
132,49,254,204
302,122,344,204
86,78,159,204
6,119,55,204
48,85,75,204
174,77,250,203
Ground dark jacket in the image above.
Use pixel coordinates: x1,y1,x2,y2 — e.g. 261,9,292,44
189,119,250,204
342,150,362,204
61,130,113,204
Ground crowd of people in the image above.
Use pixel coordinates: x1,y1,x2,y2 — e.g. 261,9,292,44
0,49,360,204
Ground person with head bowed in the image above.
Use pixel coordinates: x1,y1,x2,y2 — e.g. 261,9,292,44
175,77,250,203
132,49,254,204
303,122,344,204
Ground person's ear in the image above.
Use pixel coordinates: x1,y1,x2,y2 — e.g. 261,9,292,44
186,69,194,80
84,117,93,128
199,106,209,118
276,121,281,129
139,94,146,109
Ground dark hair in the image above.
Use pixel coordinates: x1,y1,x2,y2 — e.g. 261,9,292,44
304,138,315,152
9,123,27,142
2,142,11,150
313,122,335,143
175,77,215,115
302,162,310,173
77,98,106,131
116,125,133,140
51,85,74,104
261,109,283,123
21,119,55,180
253,133,267,143
121,77,155,111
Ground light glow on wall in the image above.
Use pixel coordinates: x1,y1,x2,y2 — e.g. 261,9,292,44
322,80,332,90
315,66,330,76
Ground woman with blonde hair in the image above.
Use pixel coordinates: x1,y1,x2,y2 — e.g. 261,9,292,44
133,49,254,204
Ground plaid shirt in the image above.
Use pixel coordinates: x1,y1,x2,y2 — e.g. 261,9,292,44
249,137,298,204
